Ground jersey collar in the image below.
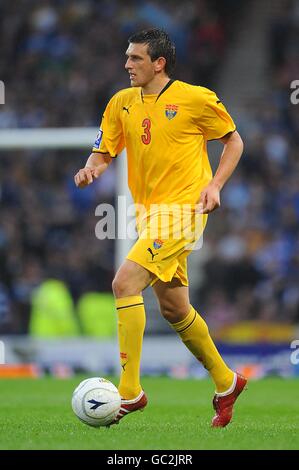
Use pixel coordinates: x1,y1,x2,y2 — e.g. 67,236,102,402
141,79,176,103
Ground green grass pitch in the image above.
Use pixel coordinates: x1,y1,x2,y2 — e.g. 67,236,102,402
0,376,298,450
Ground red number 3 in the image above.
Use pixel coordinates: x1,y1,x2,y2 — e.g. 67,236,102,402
141,118,151,145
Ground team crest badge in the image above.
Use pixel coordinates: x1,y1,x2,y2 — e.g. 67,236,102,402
165,104,178,120
153,239,164,249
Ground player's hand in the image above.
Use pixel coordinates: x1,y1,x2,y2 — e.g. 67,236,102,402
74,167,95,188
74,164,108,188
197,182,221,214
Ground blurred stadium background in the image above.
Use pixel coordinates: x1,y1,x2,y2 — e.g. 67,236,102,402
0,0,299,379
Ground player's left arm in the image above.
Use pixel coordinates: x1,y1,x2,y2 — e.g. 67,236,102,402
198,130,244,214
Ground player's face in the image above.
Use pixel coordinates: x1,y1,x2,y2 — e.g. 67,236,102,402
125,43,156,88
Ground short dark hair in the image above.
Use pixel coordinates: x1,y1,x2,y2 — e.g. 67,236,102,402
128,28,176,77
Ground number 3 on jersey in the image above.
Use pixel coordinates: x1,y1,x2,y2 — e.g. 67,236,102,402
141,118,151,145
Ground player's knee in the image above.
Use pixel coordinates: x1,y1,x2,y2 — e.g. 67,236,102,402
160,304,188,323
112,273,139,297
112,275,128,297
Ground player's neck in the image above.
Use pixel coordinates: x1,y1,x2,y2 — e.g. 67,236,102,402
142,75,171,95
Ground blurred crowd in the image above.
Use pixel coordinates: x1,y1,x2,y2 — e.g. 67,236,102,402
0,150,116,333
197,0,299,330
0,0,298,334
0,0,242,128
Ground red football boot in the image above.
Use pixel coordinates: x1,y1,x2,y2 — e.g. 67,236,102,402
211,373,247,428
108,391,148,426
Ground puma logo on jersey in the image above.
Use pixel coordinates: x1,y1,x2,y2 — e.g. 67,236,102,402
147,248,158,261
123,106,131,114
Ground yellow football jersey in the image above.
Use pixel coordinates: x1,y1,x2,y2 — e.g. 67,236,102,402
93,80,236,214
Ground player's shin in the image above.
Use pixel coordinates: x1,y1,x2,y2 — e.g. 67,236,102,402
115,296,146,399
171,306,234,393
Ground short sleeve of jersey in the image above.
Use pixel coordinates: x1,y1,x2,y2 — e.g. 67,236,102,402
92,94,125,157
196,88,236,141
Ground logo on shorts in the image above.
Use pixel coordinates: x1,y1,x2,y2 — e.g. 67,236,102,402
147,247,158,261
153,239,163,249
165,104,178,120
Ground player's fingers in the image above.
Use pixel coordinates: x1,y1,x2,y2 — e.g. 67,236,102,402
74,172,82,187
84,167,93,184
199,191,206,204
75,169,90,187
203,199,220,214
196,202,204,213
197,191,207,213
202,205,213,214
92,167,101,179
77,172,86,187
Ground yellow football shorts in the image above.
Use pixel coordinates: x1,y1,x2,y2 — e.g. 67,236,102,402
126,210,208,286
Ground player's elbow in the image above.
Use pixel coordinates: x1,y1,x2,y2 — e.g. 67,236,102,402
234,131,244,155
225,130,244,157
235,130,244,146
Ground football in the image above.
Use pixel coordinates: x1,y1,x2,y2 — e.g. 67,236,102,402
71,377,121,427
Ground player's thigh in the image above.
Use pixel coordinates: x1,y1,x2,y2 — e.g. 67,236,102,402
113,258,155,295
152,277,190,321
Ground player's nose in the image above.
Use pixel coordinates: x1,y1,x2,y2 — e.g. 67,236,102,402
125,58,131,70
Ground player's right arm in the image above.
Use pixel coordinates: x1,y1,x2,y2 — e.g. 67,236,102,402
74,152,112,188
75,92,125,188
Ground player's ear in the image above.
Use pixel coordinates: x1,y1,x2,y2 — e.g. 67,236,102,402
154,57,166,73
